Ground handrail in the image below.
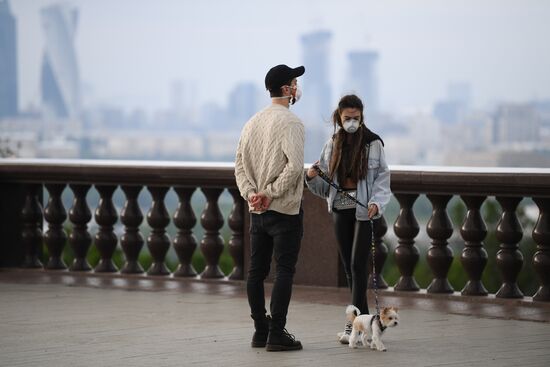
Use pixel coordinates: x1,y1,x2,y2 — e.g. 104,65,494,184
1,159,549,196
0,159,236,187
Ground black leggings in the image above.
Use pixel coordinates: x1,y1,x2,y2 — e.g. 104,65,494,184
332,208,372,315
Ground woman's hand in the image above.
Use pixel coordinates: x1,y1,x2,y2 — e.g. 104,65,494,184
368,203,379,219
306,160,320,179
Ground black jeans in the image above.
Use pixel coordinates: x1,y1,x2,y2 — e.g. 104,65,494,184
247,209,303,332
332,208,371,315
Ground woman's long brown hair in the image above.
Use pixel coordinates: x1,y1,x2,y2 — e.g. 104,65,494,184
328,95,368,184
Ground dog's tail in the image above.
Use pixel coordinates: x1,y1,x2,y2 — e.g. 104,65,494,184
345,305,360,322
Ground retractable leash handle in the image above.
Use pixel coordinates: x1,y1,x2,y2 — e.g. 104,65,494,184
312,165,381,316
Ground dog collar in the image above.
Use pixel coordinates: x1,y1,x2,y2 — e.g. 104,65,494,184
371,315,387,332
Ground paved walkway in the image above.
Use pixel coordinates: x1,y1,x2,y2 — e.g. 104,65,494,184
1,271,550,367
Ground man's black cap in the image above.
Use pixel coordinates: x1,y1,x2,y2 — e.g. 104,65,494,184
264,64,305,91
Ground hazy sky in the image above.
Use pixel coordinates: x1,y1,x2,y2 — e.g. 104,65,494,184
11,0,550,114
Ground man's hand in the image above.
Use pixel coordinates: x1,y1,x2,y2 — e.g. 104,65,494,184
368,203,378,219
306,160,320,179
248,193,261,211
248,192,272,211
255,192,272,211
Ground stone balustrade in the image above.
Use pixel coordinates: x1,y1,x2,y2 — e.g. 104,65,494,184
0,160,548,302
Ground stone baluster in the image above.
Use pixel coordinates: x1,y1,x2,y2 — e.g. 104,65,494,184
459,196,489,296
120,186,144,274
44,184,67,269
393,194,420,291
146,186,171,276
227,188,244,280
21,184,44,268
68,184,92,271
495,197,524,298
199,188,225,278
532,197,550,301
368,216,388,289
173,187,198,277
94,185,118,272
426,194,454,293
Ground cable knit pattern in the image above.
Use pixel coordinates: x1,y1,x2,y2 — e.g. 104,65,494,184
235,104,305,215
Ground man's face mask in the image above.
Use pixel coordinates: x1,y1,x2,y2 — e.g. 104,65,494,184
290,85,302,105
274,84,301,105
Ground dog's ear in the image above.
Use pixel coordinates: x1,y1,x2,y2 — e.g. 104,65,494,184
391,306,399,312
382,307,390,315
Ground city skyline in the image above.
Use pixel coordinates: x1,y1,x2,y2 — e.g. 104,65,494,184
40,2,81,119
0,0,18,118
2,0,549,168
10,0,550,115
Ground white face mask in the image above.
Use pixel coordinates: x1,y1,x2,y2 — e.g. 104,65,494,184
290,85,302,105
273,85,301,105
343,119,360,133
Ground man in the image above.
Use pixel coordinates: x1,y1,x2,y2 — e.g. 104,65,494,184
234,64,306,352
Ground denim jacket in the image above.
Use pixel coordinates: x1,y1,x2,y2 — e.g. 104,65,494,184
306,138,391,221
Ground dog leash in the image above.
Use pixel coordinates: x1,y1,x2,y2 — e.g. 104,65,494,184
312,166,368,208
312,165,381,317
370,221,381,317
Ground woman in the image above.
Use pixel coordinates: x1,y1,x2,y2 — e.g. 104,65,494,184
305,94,391,344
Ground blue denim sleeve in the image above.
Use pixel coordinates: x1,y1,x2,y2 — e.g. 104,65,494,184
368,141,391,218
305,140,331,198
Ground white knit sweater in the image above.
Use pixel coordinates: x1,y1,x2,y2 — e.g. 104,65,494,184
235,104,305,215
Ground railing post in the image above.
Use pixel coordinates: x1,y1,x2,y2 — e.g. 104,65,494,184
368,216,388,289
426,194,454,293
532,197,550,301
21,184,44,268
173,187,198,277
68,184,92,271
459,195,488,296
94,185,119,272
199,188,225,278
393,193,420,291
44,184,67,269
120,186,144,274
146,186,171,276
227,188,244,280
0,183,26,267
495,196,524,298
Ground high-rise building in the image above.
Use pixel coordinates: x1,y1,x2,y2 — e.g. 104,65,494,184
300,30,332,124
40,3,81,119
299,30,333,163
228,82,259,129
170,80,199,127
493,104,540,144
346,51,379,113
434,82,472,125
0,0,18,119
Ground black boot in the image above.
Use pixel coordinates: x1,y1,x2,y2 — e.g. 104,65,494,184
251,315,271,348
266,328,302,351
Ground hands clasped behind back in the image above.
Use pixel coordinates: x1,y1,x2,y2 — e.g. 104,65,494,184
248,192,272,211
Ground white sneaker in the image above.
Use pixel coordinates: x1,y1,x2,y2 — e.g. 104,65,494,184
337,321,353,344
